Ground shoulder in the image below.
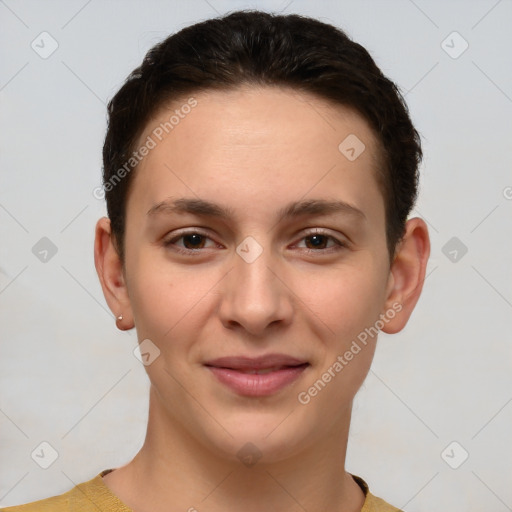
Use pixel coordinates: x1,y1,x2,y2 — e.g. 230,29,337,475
0,470,131,512
1,490,71,512
351,474,404,512
364,492,404,512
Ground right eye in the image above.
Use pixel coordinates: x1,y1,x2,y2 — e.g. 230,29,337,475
163,230,219,255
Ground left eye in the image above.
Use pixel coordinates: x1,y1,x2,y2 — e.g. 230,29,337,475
296,233,341,250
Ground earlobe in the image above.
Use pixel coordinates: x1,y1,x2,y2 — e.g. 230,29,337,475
94,217,134,330
381,217,430,334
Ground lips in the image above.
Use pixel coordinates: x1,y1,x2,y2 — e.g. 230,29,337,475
204,354,309,396
205,354,308,371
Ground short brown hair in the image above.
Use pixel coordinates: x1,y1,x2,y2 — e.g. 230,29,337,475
102,10,421,264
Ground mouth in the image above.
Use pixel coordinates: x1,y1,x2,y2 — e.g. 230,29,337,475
227,365,306,375
204,354,310,397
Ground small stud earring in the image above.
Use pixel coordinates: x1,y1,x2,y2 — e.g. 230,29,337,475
117,314,123,321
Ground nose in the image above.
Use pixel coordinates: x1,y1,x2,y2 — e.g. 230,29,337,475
218,243,294,337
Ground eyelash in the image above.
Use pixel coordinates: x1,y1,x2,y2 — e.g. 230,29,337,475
163,229,348,256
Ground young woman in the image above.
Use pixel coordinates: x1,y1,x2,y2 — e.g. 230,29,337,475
3,10,429,512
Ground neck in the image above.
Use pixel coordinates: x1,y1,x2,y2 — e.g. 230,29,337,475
103,386,365,512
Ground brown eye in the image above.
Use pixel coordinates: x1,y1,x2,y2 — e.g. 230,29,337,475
304,234,330,249
181,233,206,249
164,230,217,255
294,230,348,254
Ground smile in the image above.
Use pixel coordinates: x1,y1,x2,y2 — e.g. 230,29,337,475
204,354,309,397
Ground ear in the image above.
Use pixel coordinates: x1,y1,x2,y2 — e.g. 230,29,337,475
381,217,430,334
94,217,134,330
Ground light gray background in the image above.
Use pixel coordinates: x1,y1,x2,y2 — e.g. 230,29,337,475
1,1,511,510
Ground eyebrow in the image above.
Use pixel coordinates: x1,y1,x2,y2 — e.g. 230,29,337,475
146,197,366,222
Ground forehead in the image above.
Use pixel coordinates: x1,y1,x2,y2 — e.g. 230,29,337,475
126,85,384,224
145,85,379,158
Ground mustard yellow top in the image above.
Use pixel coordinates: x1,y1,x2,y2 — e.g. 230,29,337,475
1,469,403,511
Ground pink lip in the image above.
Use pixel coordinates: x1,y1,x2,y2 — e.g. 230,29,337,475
204,354,309,397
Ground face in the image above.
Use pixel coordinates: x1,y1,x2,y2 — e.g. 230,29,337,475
112,86,399,462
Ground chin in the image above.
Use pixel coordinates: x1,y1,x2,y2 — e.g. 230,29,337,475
197,408,316,466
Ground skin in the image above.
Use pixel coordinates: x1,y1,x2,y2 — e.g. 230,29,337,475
94,85,430,512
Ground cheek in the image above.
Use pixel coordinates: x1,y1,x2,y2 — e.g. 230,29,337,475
294,267,383,422
126,253,177,339
292,261,386,343
127,251,220,351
